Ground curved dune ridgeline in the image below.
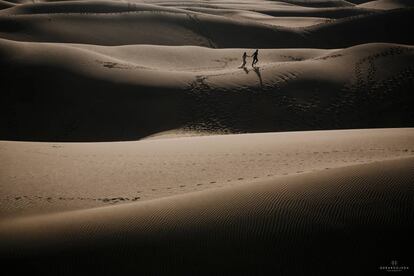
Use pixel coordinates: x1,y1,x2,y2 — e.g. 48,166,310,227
1,39,413,141
0,2,413,47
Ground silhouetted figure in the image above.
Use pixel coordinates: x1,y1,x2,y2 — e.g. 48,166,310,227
252,49,259,67
239,52,248,68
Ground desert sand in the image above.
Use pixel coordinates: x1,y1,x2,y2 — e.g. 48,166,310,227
0,0,413,274
1,40,413,140
1,128,413,274
1,128,413,218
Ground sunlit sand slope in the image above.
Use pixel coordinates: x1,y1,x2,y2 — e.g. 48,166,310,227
1,128,413,218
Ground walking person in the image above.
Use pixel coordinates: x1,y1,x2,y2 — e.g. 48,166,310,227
239,51,248,68
251,49,259,67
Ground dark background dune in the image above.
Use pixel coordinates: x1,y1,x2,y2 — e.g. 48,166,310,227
0,4,413,47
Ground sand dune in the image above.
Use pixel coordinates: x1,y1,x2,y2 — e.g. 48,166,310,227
1,127,413,274
1,128,413,218
358,0,414,10
1,39,413,140
0,0,14,9
305,7,414,47
281,0,355,7
348,0,370,3
152,1,371,18
1,153,412,274
1,1,412,47
1,1,413,274
161,7,332,27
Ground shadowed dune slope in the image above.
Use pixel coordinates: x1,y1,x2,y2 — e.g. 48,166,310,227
0,2,412,47
0,0,14,9
155,2,372,19
358,0,414,10
1,157,413,275
0,1,186,15
347,0,371,3
281,0,355,7
145,0,369,17
0,39,413,141
305,7,414,47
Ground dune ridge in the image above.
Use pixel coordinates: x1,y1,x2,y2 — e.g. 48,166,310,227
1,39,413,141
0,2,412,47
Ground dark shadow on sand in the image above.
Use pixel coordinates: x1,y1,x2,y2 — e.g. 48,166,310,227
252,66,263,87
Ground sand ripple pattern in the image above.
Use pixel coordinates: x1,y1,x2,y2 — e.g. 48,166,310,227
0,157,413,275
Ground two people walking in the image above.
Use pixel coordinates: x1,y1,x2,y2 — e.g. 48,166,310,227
240,49,259,68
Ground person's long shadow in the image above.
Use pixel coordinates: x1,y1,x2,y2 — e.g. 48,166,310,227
252,66,263,88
